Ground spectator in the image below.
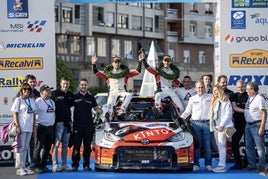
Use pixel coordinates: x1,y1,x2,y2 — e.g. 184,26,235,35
210,85,233,173
51,77,74,172
174,75,196,112
33,85,55,173
71,78,102,171
11,83,37,176
201,74,213,94
180,80,212,171
229,80,248,169
16,74,40,169
142,54,184,112
217,75,233,97
91,54,142,117
244,82,267,173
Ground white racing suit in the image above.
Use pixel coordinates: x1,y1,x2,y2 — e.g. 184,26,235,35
143,60,184,112
92,62,141,116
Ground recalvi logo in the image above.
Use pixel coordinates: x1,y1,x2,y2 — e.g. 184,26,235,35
0,57,43,70
230,49,268,68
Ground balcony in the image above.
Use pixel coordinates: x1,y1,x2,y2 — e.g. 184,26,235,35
167,31,178,42
166,8,179,20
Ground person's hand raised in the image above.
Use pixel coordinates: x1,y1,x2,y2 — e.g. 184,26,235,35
138,52,145,62
91,53,98,64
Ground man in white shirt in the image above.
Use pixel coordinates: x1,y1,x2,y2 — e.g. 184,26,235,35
175,75,196,112
180,80,212,171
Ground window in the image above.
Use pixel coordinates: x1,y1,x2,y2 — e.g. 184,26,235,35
145,17,153,32
86,37,95,56
75,5,80,19
199,51,205,64
144,3,152,9
93,6,104,25
105,12,114,27
124,40,133,59
132,16,142,30
97,38,107,57
190,23,197,36
205,25,212,38
57,35,68,54
69,36,81,54
55,6,59,22
205,3,213,14
155,16,159,32
183,50,190,63
112,39,120,57
190,3,198,13
118,14,128,29
62,7,72,23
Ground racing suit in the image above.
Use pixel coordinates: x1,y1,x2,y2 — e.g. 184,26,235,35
143,60,184,112
92,62,142,115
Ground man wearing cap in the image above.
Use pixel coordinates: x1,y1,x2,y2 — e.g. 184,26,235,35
33,85,55,173
91,53,143,117
142,54,184,112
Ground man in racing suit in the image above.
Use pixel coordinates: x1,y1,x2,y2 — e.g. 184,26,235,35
91,54,143,116
142,54,184,112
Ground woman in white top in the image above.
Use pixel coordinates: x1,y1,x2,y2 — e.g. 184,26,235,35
210,85,233,173
11,83,37,176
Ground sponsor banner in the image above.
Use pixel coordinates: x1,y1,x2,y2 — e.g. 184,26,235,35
229,49,268,68
232,0,268,8
0,57,43,70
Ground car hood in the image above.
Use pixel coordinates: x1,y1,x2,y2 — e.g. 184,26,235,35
108,122,182,142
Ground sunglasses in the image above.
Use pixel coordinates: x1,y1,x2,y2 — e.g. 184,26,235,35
23,88,31,91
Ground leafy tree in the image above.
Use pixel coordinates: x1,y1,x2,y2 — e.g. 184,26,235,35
56,57,75,92
88,86,109,96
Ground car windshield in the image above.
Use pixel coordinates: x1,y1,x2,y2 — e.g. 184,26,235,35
115,97,178,122
95,95,108,106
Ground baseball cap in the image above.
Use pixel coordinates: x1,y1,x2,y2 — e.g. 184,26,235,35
113,57,121,62
40,85,53,92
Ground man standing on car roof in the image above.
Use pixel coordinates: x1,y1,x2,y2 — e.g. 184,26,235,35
141,53,184,112
91,53,143,117
71,78,102,171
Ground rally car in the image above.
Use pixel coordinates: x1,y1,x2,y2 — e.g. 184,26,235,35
94,96,194,171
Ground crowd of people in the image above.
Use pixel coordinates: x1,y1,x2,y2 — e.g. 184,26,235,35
9,52,267,175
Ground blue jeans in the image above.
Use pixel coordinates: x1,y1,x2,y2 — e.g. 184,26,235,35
52,122,70,167
191,121,212,166
245,122,266,169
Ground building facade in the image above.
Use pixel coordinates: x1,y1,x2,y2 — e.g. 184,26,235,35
54,2,216,90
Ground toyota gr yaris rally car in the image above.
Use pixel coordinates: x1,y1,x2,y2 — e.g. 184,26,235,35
94,96,194,171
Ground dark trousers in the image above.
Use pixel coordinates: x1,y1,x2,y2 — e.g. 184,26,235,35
71,126,94,168
231,122,247,167
33,125,54,168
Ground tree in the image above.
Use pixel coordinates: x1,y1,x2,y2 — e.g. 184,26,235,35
56,57,75,92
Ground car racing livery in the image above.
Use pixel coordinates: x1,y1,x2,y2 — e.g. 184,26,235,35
94,96,194,171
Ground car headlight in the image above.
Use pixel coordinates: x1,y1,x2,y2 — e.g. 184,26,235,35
168,132,184,142
104,132,121,142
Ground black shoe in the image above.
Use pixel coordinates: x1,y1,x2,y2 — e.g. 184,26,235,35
230,164,243,170
72,167,78,171
35,167,44,173
42,167,51,173
84,166,92,171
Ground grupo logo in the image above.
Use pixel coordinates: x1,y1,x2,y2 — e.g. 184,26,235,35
0,41,46,52
250,13,268,25
7,0,29,18
225,34,268,43
27,20,47,32
230,49,268,68
0,57,43,70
